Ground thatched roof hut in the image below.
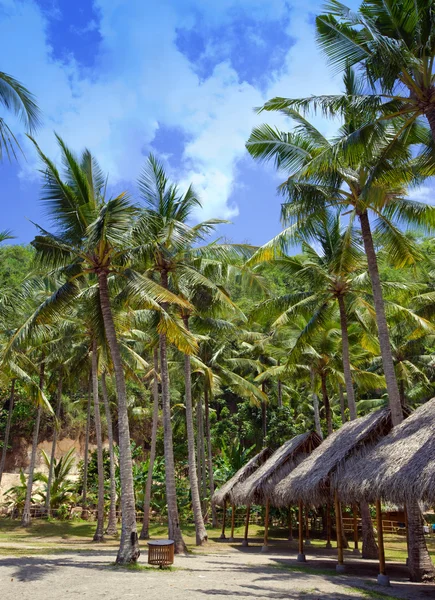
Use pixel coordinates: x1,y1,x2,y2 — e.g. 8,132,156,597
233,432,322,506
212,447,272,507
338,398,435,505
274,408,392,507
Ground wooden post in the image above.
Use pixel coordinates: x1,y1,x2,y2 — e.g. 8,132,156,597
376,499,390,586
352,503,360,555
242,505,250,547
326,501,332,548
288,507,293,541
305,508,312,545
335,492,345,572
229,503,236,542
261,499,270,552
220,500,227,540
297,500,306,562
404,503,409,566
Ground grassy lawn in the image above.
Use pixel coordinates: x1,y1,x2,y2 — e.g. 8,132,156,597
0,518,434,564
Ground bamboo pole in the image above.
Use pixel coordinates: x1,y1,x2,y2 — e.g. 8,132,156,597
404,503,409,566
242,505,250,547
219,500,227,540
352,503,360,555
229,503,236,542
335,492,345,572
261,499,270,552
326,501,332,549
376,500,390,586
297,500,306,562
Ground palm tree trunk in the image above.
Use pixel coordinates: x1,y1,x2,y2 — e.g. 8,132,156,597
81,379,91,518
0,379,15,487
277,360,283,408
22,361,45,527
310,368,323,439
91,338,105,542
358,211,403,427
338,384,347,424
198,398,207,510
45,374,63,516
159,330,187,553
261,382,267,442
97,271,139,563
360,500,378,559
204,386,217,528
101,371,118,536
337,294,357,420
140,348,159,540
182,317,207,545
407,500,435,581
320,372,333,436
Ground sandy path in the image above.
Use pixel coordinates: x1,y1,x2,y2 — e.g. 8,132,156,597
1,546,434,600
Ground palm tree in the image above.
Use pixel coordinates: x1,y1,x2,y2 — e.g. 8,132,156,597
315,0,435,143
247,68,435,582
246,68,435,429
0,71,40,160
140,347,160,540
101,370,118,536
20,136,141,562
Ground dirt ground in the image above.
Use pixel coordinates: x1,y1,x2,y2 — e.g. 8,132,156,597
1,544,435,600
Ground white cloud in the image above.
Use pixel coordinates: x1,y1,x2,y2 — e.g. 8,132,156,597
0,0,347,221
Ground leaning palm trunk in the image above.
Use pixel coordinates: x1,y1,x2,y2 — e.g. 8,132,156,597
159,331,187,553
140,348,159,540
360,501,378,559
182,331,208,545
91,338,105,542
359,211,434,578
0,379,15,487
338,384,347,424
97,271,139,563
45,375,63,516
337,294,357,420
358,211,403,426
22,362,45,527
204,387,217,528
81,381,92,517
101,371,118,536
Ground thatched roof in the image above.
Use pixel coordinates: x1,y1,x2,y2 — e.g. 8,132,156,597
233,432,322,506
212,447,272,507
273,408,392,507
338,398,435,505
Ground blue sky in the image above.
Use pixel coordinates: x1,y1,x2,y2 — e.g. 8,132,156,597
1,0,366,246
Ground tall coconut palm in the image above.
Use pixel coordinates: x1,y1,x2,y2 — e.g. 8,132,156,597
17,136,142,561
0,71,40,160
101,370,118,536
247,68,435,582
247,68,435,429
315,0,435,144
140,347,160,540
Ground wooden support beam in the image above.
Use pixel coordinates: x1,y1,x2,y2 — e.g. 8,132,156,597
261,499,270,552
297,500,306,562
335,492,345,572
242,505,250,547
220,500,227,540
352,503,360,555
376,499,390,585
229,503,236,542
288,507,293,541
326,501,332,549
